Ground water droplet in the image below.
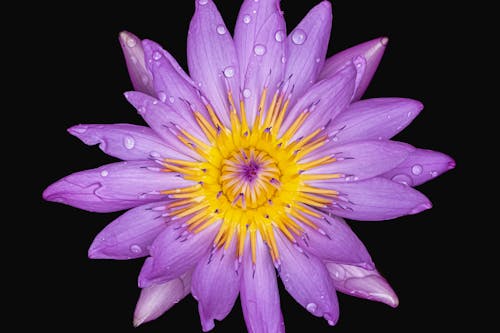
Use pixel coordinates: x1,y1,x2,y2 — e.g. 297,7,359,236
275,30,284,42
126,38,136,48
100,170,108,177
123,136,135,149
152,51,162,61
150,151,161,158
254,44,266,56
198,0,208,5
223,66,235,78
252,10,257,14
169,96,175,103
243,88,251,98
137,106,146,114
411,164,423,175
130,244,142,254
391,174,413,186
315,57,321,63
306,303,317,313
291,29,307,45
407,111,413,118
216,25,226,35
158,91,167,102
130,56,138,64
243,15,251,24
430,171,438,177
281,56,286,64
327,320,335,326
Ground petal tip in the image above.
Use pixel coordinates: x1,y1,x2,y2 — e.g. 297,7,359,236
409,201,432,215
447,159,456,170
133,316,145,328
380,36,389,47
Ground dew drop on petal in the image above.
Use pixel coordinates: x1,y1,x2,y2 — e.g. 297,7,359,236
281,56,286,64
130,56,138,64
130,244,142,254
124,136,135,149
391,174,413,186
223,66,235,78
315,57,321,63
275,30,284,42
126,38,136,48
158,91,167,102
254,44,266,56
169,96,175,103
243,15,251,24
411,164,423,175
100,170,108,177
152,51,162,60
138,106,146,114
150,151,161,158
430,171,438,177
198,0,208,5
216,25,227,35
243,88,251,98
291,29,307,45
306,303,317,314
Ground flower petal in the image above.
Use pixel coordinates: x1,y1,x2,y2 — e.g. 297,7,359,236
187,0,240,127
284,1,332,105
118,31,154,95
293,207,373,269
280,61,356,141
319,37,388,101
192,241,239,331
43,161,193,213
133,272,192,327
321,177,432,221
68,124,181,161
138,221,220,288
303,140,415,182
88,201,169,260
326,98,423,144
276,231,339,326
234,0,286,125
326,263,399,308
383,148,455,187
240,233,284,333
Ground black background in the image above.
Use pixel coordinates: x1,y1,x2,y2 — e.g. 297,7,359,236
22,0,476,332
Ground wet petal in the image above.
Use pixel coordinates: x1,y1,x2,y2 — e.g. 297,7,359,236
187,0,240,127
118,31,154,95
326,98,423,144
68,124,181,161
133,272,192,327
43,161,193,213
303,140,415,182
276,231,339,326
383,148,455,187
192,242,239,331
138,221,220,287
320,177,432,221
319,37,388,101
88,201,169,259
326,263,399,308
285,1,332,105
240,233,284,333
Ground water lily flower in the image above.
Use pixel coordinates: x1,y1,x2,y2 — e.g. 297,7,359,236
43,0,454,331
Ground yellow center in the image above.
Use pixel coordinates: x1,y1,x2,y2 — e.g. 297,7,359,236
159,82,341,263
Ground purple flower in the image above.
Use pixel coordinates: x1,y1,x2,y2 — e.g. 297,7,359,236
43,0,454,331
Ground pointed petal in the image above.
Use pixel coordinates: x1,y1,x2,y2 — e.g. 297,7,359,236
133,272,192,327
326,263,399,308
276,231,339,326
320,177,432,221
234,0,286,124
88,201,169,260
138,221,220,287
118,31,154,95
327,98,423,144
68,124,181,161
303,140,415,182
284,1,332,105
319,37,388,101
240,233,285,333
280,62,356,140
192,242,239,331
43,161,193,213
187,0,240,127
294,207,374,269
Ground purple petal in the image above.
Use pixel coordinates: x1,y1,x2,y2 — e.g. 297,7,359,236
383,148,455,187
124,91,203,160
133,272,192,327
43,161,193,213
142,40,212,127
303,140,415,182
192,242,239,331
240,233,284,333
187,0,240,127
275,231,339,326
284,1,332,106
319,37,388,101
326,262,399,308
68,124,181,161
326,98,423,144
293,207,373,269
118,31,154,95
88,201,169,260
280,62,356,141
320,177,432,221
234,0,286,125
138,221,220,288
